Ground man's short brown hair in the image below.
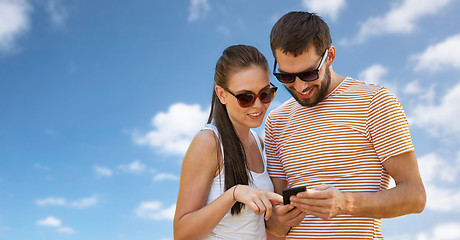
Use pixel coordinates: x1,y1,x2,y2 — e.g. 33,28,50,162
270,11,332,58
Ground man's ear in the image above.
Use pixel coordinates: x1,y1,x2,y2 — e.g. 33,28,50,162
326,45,336,66
215,85,227,105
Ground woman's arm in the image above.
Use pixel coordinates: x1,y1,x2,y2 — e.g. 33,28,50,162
173,130,233,240
173,130,283,240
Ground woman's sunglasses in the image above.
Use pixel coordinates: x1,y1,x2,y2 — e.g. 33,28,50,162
223,83,278,108
273,47,329,84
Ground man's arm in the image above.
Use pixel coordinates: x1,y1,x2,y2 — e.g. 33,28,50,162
290,151,426,220
266,178,306,237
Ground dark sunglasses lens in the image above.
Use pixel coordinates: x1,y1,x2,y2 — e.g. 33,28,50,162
275,73,295,83
237,93,255,107
298,70,319,81
260,89,275,103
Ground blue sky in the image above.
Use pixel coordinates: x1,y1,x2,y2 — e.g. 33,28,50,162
1,0,460,239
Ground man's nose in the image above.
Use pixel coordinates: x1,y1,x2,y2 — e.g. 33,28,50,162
293,76,310,92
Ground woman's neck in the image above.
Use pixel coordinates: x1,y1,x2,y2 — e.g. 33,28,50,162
234,125,252,145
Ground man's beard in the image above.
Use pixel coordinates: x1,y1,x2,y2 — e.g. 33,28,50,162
286,65,331,107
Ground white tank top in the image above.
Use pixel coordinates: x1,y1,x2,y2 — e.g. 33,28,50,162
203,124,274,240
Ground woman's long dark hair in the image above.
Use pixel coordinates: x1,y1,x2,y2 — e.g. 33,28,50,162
208,45,269,215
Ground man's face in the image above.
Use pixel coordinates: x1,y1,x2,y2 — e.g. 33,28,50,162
274,47,331,107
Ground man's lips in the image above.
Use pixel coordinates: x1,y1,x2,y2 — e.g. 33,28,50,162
299,87,314,98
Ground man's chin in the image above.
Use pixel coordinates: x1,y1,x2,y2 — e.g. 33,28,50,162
283,85,322,107
294,96,318,107
293,91,318,107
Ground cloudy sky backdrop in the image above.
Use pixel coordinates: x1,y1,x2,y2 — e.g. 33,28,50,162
1,0,460,239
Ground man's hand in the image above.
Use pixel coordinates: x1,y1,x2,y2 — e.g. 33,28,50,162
266,203,306,236
290,184,350,220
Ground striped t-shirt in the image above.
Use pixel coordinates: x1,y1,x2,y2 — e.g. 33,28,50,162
265,77,414,239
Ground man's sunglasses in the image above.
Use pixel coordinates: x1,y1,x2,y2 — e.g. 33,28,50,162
223,82,278,108
273,46,329,84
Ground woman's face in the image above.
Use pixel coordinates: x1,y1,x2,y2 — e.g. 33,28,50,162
220,65,272,131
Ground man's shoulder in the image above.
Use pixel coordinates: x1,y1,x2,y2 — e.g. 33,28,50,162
343,78,382,93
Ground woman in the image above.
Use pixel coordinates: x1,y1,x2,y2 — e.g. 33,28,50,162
173,45,282,240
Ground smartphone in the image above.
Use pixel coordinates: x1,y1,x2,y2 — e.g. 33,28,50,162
282,186,306,205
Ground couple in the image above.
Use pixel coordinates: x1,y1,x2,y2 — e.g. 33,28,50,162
173,11,426,240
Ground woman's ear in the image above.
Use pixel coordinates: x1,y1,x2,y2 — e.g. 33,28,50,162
215,85,227,105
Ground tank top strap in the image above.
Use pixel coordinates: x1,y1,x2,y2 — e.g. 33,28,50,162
249,129,266,166
204,124,265,166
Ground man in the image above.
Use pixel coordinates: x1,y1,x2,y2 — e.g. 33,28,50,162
265,11,426,239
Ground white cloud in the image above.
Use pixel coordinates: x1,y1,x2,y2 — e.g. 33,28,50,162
341,0,452,45
133,103,209,156
418,153,458,184
413,33,460,72
403,80,423,95
358,64,388,85
216,25,230,36
407,82,460,137
403,81,436,105
387,222,460,240
418,153,460,212
302,0,346,21
424,184,460,212
94,165,113,177
35,197,67,207
417,222,460,240
153,173,179,182
96,161,156,177
0,0,31,53
36,216,76,234
118,160,146,174
36,216,61,227
135,201,176,221
45,0,68,27
188,0,210,22
358,64,399,98
68,195,99,208
35,195,99,208
56,226,76,234
385,233,415,240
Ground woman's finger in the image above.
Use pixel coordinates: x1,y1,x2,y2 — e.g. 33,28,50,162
252,196,266,215
267,191,283,205
260,194,273,220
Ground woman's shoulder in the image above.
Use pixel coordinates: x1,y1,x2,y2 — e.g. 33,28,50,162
181,129,221,176
194,128,218,144
188,129,219,153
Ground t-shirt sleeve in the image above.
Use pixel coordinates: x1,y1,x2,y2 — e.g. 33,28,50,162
366,88,414,162
265,113,287,180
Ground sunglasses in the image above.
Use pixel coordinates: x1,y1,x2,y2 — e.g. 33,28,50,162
273,46,329,83
223,82,278,108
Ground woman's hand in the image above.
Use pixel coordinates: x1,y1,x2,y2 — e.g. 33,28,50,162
232,185,283,220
